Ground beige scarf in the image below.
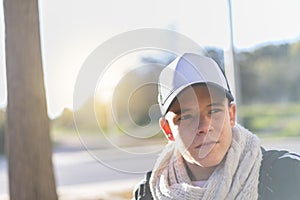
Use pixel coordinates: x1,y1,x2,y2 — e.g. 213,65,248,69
150,124,262,200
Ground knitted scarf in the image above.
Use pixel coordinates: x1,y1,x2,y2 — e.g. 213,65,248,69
149,124,262,200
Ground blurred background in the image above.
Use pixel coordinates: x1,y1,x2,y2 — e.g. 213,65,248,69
1,0,300,199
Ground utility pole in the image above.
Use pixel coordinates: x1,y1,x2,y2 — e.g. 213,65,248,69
225,0,242,122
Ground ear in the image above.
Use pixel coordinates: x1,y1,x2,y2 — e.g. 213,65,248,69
229,103,236,127
159,118,174,141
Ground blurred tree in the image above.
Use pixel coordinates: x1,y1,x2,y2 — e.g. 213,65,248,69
238,42,300,104
4,0,57,199
52,108,76,130
290,40,300,57
114,65,162,128
72,98,108,132
205,47,225,70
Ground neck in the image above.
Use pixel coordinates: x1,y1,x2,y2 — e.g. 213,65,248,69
184,161,216,181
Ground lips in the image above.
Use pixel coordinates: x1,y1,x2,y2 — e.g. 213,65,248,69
195,141,218,149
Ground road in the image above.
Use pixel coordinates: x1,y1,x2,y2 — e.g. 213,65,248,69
0,144,164,198
1,137,300,199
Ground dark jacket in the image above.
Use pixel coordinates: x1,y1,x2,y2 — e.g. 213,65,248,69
134,148,300,200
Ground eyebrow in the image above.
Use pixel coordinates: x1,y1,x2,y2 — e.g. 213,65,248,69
207,102,224,107
171,102,225,115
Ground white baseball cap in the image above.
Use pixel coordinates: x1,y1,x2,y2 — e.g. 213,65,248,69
158,53,234,115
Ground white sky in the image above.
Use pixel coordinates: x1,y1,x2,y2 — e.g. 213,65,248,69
0,0,300,118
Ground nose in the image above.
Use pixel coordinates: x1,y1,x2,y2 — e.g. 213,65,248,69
195,116,212,135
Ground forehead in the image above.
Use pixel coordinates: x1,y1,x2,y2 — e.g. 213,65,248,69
168,84,227,112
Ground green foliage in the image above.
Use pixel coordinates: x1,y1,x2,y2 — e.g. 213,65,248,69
51,101,109,134
236,41,300,136
51,108,75,130
239,103,300,137
237,40,300,103
50,40,300,140
113,65,162,128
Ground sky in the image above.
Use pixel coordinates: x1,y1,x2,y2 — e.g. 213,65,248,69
0,0,300,118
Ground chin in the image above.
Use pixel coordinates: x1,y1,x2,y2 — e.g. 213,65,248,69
195,151,225,168
194,159,219,168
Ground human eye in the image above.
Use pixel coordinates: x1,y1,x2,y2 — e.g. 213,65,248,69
209,108,223,115
179,114,193,121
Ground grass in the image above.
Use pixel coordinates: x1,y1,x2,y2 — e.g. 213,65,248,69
50,102,300,144
239,103,300,137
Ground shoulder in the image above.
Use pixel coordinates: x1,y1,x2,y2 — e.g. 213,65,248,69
261,147,300,173
133,171,153,200
259,148,300,200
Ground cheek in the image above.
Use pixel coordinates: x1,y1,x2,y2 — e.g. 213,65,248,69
173,126,195,148
211,115,232,144
211,112,227,126
220,121,233,147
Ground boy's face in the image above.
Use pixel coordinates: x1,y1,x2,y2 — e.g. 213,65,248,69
160,84,236,168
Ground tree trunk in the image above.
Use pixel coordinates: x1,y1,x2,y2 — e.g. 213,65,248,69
4,0,58,199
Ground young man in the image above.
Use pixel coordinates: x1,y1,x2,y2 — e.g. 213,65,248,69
134,53,300,200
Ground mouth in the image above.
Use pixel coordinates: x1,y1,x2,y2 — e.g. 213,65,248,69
195,141,218,149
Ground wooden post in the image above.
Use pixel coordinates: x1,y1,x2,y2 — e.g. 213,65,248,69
4,0,58,199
